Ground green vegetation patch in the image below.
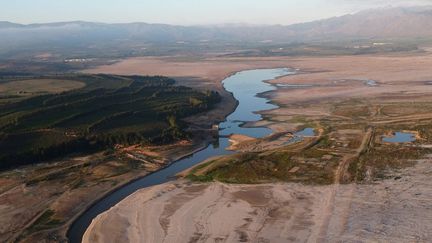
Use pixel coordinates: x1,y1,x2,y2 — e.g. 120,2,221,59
349,144,430,181
348,126,432,182
26,209,63,233
188,148,339,185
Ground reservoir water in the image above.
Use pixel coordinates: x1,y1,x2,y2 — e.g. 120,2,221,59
67,68,294,242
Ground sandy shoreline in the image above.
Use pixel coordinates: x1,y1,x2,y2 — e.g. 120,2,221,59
227,134,255,150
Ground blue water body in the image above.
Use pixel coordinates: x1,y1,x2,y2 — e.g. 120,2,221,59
67,68,294,242
276,84,314,88
295,128,315,137
283,128,316,145
365,80,378,86
383,132,416,143
219,68,292,138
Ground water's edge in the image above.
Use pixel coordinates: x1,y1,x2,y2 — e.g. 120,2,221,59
67,68,293,242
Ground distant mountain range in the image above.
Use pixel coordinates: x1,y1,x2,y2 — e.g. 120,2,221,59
1,6,432,58
288,6,432,39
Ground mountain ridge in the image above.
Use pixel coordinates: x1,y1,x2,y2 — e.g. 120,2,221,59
1,6,432,57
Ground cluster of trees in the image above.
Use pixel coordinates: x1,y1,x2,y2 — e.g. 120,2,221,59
0,136,103,170
0,74,221,170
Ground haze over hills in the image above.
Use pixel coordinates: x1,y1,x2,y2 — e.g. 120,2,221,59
1,6,432,59
290,6,432,39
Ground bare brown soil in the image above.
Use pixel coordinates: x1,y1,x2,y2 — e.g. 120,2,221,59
82,52,432,242
0,138,209,243
84,156,432,243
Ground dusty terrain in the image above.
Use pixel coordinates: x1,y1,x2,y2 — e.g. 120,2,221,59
268,54,432,106
85,54,432,90
0,138,209,243
82,52,432,242
84,156,432,243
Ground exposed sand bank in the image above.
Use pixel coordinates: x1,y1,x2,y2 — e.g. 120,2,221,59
227,134,255,150
84,157,432,243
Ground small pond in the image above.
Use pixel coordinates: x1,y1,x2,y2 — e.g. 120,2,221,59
284,128,315,145
295,128,315,137
365,80,378,86
382,132,416,143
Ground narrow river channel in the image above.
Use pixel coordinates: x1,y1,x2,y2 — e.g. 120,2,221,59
67,68,293,242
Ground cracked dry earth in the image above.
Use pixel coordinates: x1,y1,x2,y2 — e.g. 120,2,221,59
83,158,432,243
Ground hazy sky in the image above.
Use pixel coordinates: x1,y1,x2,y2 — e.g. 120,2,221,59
2,0,432,25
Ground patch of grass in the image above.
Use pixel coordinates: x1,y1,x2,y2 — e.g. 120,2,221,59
70,178,86,190
26,209,62,234
333,104,370,119
0,79,85,98
289,115,315,127
316,135,332,148
349,136,432,182
186,173,214,182
188,148,338,185
188,160,216,175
